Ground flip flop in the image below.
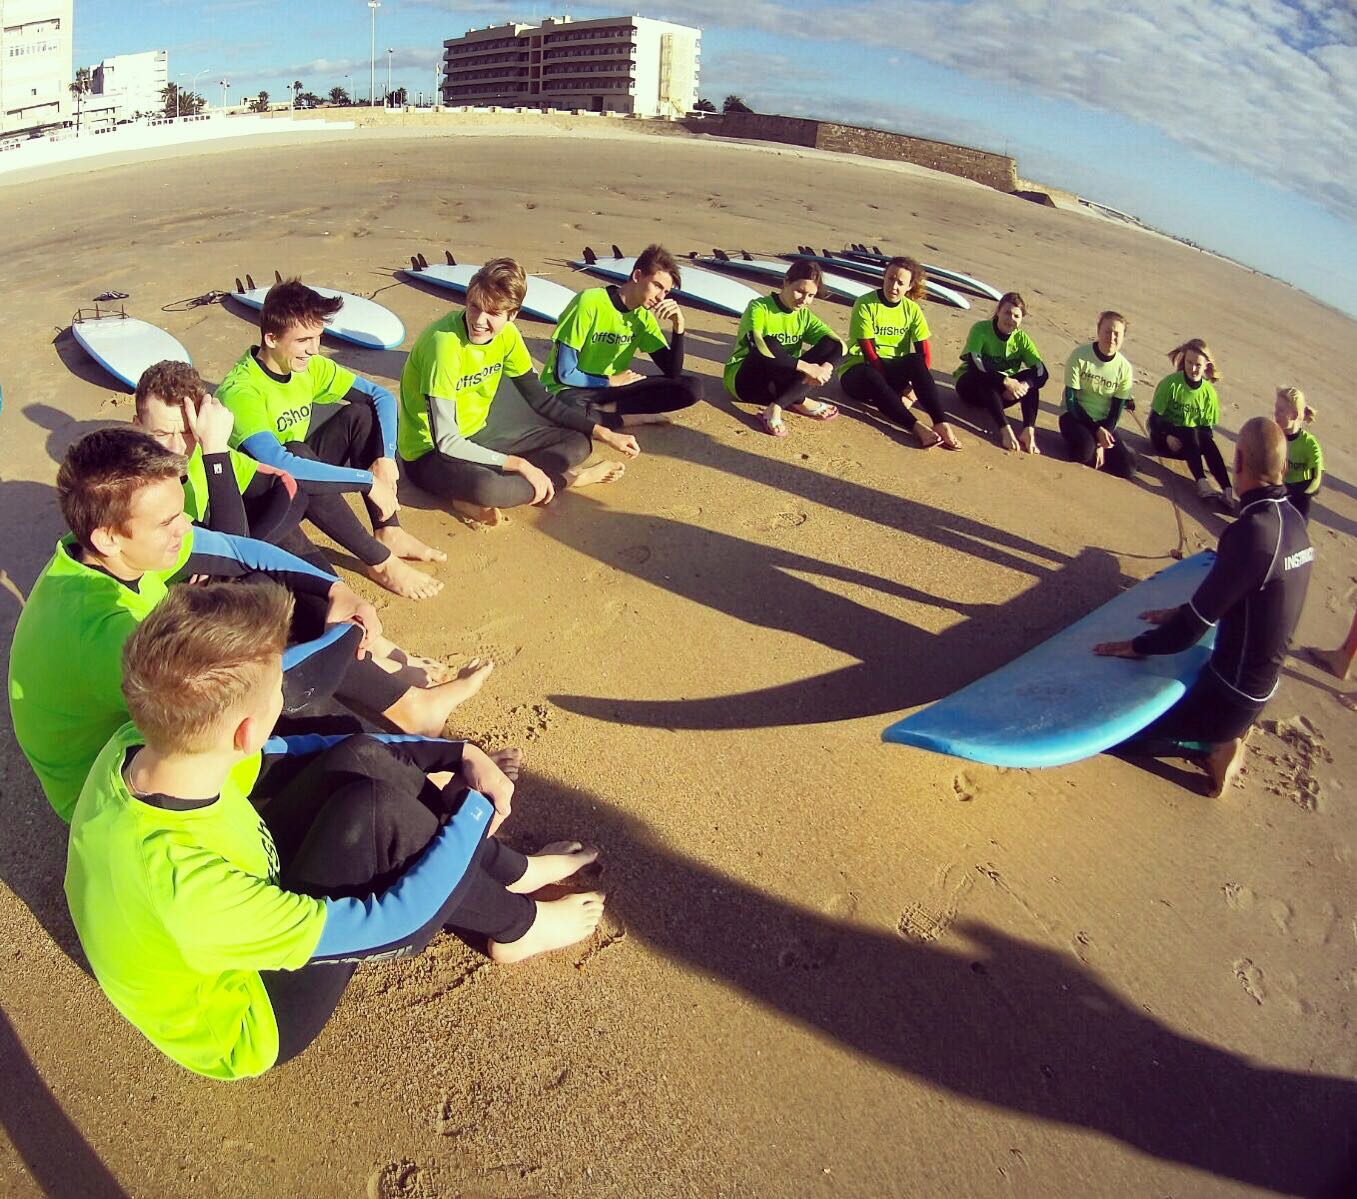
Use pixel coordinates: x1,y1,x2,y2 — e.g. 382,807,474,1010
759,411,788,437
796,401,839,422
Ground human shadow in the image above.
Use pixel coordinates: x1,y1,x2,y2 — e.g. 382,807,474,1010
0,1007,129,1199
515,781,1357,1197
25,401,117,466
0,475,64,603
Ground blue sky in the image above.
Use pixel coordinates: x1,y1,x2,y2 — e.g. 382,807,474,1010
75,0,1357,318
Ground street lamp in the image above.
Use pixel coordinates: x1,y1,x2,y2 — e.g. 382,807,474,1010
344,73,351,105
367,0,381,107
386,48,393,105
178,68,209,117
218,79,230,109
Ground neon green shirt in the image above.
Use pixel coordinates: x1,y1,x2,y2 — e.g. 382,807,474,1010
954,319,1042,381
398,311,534,460
542,287,667,394
723,293,838,395
66,724,325,1080
8,529,195,822
1152,372,1219,428
839,290,930,376
183,445,259,524
1285,428,1323,491
217,348,356,447
1064,343,1134,423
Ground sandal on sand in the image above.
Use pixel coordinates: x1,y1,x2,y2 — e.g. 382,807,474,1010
939,431,964,450
759,411,788,437
794,400,839,422
914,425,943,449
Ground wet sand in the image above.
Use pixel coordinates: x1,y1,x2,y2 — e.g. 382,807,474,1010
0,126,1354,1199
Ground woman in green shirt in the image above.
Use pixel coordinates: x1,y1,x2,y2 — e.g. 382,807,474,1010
1274,385,1323,523
953,292,1047,453
1149,338,1233,507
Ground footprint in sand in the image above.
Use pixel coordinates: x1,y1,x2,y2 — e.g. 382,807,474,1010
952,771,979,802
1233,958,1266,1004
366,1160,423,1199
897,864,972,943
619,544,652,565
761,511,807,531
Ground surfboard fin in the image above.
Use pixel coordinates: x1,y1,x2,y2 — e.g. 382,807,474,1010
582,246,597,264
234,277,244,293
611,243,624,259
713,248,729,261
872,245,882,255
740,250,753,260
444,250,456,266
246,273,256,290
409,257,420,271
415,253,427,269
274,270,283,285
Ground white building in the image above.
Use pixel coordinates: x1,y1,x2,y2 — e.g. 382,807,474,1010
90,49,168,121
0,0,73,134
441,14,699,117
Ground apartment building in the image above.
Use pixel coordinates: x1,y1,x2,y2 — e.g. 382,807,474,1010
0,0,73,134
90,49,168,121
441,14,699,117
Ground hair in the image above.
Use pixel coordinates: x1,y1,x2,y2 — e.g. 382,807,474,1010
122,582,294,754
1167,337,1222,383
1237,415,1287,485
996,291,1027,316
260,278,344,340
57,427,186,553
783,259,822,290
884,256,928,302
633,244,682,290
466,257,527,314
1276,385,1315,424
134,360,208,422
1097,310,1127,332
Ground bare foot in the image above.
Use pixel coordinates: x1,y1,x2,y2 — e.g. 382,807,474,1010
913,424,943,449
565,460,626,488
1000,425,1020,452
491,746,523,781
507,841,600,893
1304,645,1354,681
1339,692,1357,713
619,412,672,427
1019,426,1041,456
451,500,507,527
376,525,446,563
1205,732,1249,797
383,658,495,735
489,892,606,963
936,422,964,451
367,555,443,600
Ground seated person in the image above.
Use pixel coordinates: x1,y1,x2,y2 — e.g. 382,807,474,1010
7,430,486,822
1274,385,1323,523
541,244,701,427
216,279,444,600
722,260,843,438
1148,338,1234,507
1059,310,1137,478
838,256,960,450
953,292,1047,454
65,581,604,1080
399,258,639,527
1094,418,1312,795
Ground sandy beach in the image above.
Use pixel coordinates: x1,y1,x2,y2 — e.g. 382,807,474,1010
0,123,1354,1198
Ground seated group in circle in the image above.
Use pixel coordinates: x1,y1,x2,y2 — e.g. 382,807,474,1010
6,237,1329,1082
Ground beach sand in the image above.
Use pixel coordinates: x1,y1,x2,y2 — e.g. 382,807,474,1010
0,125,1354,1199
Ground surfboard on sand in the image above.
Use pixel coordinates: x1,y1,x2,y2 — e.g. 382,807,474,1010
573,245,761,317
231,273,405,350
72,309,190,390
404,251,576,322
784,248,971,310
844,244,1003,302
882,551,1218,768
694,249,875,303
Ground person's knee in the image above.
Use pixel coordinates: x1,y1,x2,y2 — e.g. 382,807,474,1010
673,373,702,409
561,431,592,467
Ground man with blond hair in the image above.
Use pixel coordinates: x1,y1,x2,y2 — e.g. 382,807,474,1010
399,257,639,526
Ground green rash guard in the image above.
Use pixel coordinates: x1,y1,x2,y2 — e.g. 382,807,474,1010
183,444,259,524
8,531,195,822
398,311,534,461
66,724,325,1080
541,287,667,394
217,348,357,448
1063,343,1134,424
1285,428,1323,492
838,290,930,377
722,293,839,395
954,319,1042,381
1151,372,1219,428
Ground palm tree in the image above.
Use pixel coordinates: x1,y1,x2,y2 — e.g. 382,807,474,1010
292,80,303,107
69,67,92,133
722,94,753,114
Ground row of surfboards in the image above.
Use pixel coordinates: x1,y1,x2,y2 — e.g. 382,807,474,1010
69,244,1003,390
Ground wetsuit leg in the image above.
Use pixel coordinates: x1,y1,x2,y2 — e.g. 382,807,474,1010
1012,365,1047,429
304,403,400,533
286,445,391,568
1286,484,1313,522
558,374,701,426
954,370,1006,431
895,353,946,424
1058,411,1096,465
1148,413,1186,460
1118,669,1264,757
840,362,919,430
241,473,309,544
1198,428,1232,491
1104,439,1137,479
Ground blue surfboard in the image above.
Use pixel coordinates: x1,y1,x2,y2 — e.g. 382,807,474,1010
882,552,1218,767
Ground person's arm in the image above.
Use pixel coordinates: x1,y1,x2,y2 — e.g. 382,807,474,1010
337,376,398,460
199,452,250,537
554,342,611,389
959,322,991,375
425,392,511,467
649,331,684,378
1305,436,1324,494
239,432,374,492
1100,398,1125,432
747,305,798,367
511,372,597,436
182,527,337,596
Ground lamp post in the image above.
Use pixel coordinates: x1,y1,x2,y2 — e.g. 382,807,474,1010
386,48,393,105
178,68,208,117
218,79,230,109
344,73,351,105
367,0,381,107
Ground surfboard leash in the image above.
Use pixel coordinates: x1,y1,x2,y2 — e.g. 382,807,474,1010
162,291,230,313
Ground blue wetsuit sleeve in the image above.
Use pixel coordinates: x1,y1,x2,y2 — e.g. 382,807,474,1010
240,432,373,491
556,343,609,389
310,789,494,962
184,527,336,596
262,731,466,772
342,378,398,460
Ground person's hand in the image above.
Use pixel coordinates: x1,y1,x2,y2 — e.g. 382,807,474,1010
367,472,399,521
325,582,382,654
1138,607,1178,625
600,430,641,458
1002,377,1026,399
509,458,555,505
1093,445,1105,471
899,386,917,407
1092,639,1142,659
460,744,513,833
184,393,234,455
609,370,645,388
1095,427,1115,450
371,456,400,492
653,298,685,332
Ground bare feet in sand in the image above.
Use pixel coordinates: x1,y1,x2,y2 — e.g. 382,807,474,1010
617,412,671,428
490,746,523,781
913,424,943,449
376,525,446,563
489,891,606,963
451,499,508,527
565,460,626,488
1304,644,1354,681
1206,731,1250,797
1018,426,1041,455
508,840,600,894
1000,425,1020,452
936,422,964,451
367,554,443,600
384,658,495,735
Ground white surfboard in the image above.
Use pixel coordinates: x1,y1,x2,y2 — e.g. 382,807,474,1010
231,284,405,350
785,251,971,310
407,262,576,323
572,251,761,318
695,253,876,303
842,246,1003,302
72,314,190,390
